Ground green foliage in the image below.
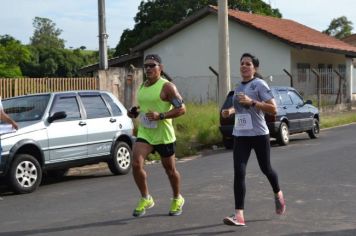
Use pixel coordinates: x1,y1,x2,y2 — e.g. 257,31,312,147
0,64,22,78
173,102,221,157
30,17,65,48
20,46,98,77
10,16,99,78
321,111,356,129
323,16,353,39
0,17,99,78
114,0,281,56
0,35,31,77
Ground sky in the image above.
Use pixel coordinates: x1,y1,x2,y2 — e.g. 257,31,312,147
1,0,356,50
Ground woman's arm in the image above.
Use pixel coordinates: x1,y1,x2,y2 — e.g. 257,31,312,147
253,99,277,115
221,107,235,118
238,94,277,115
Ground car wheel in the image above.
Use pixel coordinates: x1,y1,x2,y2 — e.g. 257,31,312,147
307,118,320,139
8,154,42,194
222,136,233,149
277,122,289,146
107,141,132,175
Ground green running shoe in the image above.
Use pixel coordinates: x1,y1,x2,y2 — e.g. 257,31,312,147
169,195,185,216
133,196,155,217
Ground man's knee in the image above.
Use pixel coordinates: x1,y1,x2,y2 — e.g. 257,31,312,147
165,168,178,178
132,155,145,170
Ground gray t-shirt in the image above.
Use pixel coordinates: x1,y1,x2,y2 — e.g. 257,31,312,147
232,78,274,137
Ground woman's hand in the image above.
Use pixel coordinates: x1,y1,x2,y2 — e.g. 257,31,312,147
221,108,234,118
237,93,253,107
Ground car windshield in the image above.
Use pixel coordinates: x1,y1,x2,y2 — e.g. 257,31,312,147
1,95,50,122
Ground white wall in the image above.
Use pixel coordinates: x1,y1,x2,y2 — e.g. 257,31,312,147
146,15,219,102
145,15,292,102
228,20,291,87
291,48,346,69
353,63,356,94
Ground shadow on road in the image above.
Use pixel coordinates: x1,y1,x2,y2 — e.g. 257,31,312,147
283,228,356,236
0,218,236,236
0,171,113,196
0,209,274,236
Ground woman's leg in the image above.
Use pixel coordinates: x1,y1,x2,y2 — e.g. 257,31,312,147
233,137,252,210
253,135,280,193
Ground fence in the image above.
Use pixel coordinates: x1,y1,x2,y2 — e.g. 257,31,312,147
289,68,347,107
0,69,142,109
0,77,98,99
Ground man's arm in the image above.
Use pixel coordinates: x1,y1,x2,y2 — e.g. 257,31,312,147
0,110,19,129
161,82,186,119
146,82,186,121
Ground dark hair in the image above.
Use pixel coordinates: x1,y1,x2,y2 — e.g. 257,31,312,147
240,53,263,79
240,53,259,67
144,54,162,64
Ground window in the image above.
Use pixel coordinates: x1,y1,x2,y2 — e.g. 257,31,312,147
1,95,50,122
289,91,303,106
80,95,111,119
297,63,310,82
318,64,334,94
338,64,346,78
279,91,293,105
51,96,81,120
102,93,122,116
272,89,282,105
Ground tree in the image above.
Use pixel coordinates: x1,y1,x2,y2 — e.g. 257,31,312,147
0,35,31,77
21,46,97,77
30,17,65,48
19,17,98,77
114,0,281,56
323,16,353,39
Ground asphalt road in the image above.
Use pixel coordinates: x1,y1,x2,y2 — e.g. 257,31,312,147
1,124,356,236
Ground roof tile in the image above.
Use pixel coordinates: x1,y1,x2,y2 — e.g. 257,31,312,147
210,6,356,55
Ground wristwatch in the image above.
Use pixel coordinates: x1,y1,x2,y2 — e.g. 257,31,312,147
159,113,165,120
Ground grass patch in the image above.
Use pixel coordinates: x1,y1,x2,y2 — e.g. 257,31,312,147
173,103,221,158
320,111,356,129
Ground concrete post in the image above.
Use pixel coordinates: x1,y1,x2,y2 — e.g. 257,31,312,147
218,0,231,107
345,57,353,104
98,0,108,70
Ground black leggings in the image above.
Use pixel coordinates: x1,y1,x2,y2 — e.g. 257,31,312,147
233,135,280,209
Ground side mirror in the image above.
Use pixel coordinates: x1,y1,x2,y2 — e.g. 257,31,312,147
305,100,312,105
47,111,67,123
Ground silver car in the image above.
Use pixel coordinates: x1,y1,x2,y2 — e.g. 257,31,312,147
0,90,134,194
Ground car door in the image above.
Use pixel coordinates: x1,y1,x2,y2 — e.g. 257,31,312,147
289,90,313,130
79,92,118,157
278,89,300,132
47,93,88,162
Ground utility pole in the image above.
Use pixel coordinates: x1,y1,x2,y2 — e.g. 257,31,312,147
98,0,108,70
218,0,231,106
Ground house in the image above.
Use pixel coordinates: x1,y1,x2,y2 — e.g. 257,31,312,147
342,33,356,97
82,5,356,103
342,34,356,47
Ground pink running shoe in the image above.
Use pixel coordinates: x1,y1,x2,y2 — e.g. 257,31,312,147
275,191,286,215
223,214,246,226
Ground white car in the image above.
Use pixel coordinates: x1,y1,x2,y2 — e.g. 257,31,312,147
0,90,135,194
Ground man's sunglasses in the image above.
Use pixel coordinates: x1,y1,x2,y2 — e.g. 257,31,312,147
144,63,159,69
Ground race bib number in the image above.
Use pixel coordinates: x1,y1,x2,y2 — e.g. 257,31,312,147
139,113,158,129
235,114,253,130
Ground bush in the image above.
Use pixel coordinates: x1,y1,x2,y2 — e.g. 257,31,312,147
174,102,221,157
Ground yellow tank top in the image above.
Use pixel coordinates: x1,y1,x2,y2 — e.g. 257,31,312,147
137,77,175,144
